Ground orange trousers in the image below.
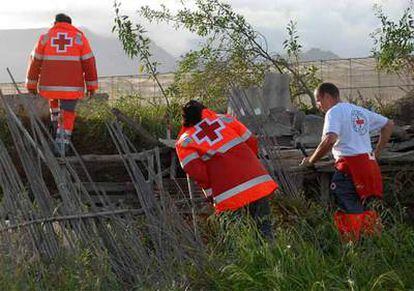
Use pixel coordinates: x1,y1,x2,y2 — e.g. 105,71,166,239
49,99,77,133
334,210,382,242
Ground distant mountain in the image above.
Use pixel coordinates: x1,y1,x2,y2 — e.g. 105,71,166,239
0,28,177,83
300,48,340,61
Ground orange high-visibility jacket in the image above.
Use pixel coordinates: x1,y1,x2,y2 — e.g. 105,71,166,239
176,108,278,212
26,22,98,100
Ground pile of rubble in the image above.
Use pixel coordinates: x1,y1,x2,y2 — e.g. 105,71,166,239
228,72,414,169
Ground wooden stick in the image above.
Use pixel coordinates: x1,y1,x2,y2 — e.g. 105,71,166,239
0,208,146,232
186,174,198,236
0,90,46,161
58,150,165,164
111,108,161,145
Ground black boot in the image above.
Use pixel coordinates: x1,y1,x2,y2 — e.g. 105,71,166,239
249,197,275,243
49,120,58,139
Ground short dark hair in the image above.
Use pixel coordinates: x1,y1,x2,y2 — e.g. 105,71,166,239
316,82,340,99
182,100,205,127
55,13,72,24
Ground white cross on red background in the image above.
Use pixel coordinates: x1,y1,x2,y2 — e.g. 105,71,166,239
193,118,225,146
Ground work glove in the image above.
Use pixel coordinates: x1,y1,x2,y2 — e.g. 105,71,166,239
299,157,315,168
205,195,214,204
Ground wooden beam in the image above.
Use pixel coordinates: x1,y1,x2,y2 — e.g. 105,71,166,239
389,139,414,152
80,182,135,192
59,148,169,164
379,150,414,162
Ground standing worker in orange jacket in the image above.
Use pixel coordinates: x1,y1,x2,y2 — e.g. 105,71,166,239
26,13,98,156
176,100,278,240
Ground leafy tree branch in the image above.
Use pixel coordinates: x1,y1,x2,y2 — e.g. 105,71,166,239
113,1,171,108
371,2,414,77
140,0,318,109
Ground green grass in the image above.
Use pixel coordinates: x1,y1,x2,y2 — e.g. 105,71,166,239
0,249,122,290
0,96,413,289
74,95,182,154
2,204,413,290
185,198,414,290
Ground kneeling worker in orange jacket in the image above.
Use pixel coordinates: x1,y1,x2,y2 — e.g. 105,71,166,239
301,83,394,242
176,100,278,240
26,13,98,156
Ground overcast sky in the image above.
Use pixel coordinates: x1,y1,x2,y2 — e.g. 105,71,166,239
0,0,409,58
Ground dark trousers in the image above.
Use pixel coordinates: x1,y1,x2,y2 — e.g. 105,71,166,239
330,171,377,213
239,196,274,242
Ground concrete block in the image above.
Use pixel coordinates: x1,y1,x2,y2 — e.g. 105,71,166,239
262,72,291,110
294,114,324,148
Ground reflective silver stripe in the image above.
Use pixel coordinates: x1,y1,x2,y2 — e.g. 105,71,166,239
241,129,252,141
40,34,49,45
50,108,60,113
214,175,273,204
219,115,236,124
201,150,216,161
81,52,94,60
39,86,84,92
31,52,43,60
75,33,84,45
86,81,98,86
42,55,81,61
180,152,199,168
201,129,253,161
26,79,38,84
218,132,248,153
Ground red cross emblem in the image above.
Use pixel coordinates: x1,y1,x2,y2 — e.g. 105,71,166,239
351,109,368,135
355,117,365,126
51,33,73,53
193,118,225,145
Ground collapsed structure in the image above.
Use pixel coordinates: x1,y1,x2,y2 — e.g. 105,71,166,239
227,73,414,207
0,71,413,284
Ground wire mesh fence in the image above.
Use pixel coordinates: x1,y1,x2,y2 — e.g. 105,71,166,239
297,57,414,102
1,57,413,102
